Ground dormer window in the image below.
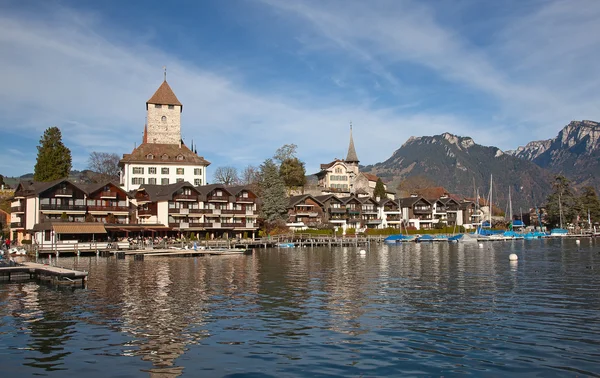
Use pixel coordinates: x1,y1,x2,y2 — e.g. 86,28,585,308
147,154,154,160
162,154,169,160
154,104,161,108
177,155,184,161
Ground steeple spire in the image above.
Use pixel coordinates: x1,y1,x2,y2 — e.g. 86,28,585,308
346,122,359,163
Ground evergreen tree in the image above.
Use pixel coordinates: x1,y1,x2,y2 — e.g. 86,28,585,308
579,186,600,225
258,159,288,224
374,178,387,199
34,127,72,182
279,157,306,189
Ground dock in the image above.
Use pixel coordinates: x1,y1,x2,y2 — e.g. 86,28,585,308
117,248,253,259
0,262,88,287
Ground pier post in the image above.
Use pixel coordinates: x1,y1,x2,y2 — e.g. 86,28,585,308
77,250,81,257
134,254,144,261
116,252,125,260
55,251,59,258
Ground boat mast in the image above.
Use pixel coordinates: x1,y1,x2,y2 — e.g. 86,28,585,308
508,186,513,223
558,191,563,229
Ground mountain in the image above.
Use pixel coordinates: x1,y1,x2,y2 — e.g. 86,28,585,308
506,120,600,188
362,132,553,210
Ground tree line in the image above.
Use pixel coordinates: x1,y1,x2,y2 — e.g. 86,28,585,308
544,175,600,229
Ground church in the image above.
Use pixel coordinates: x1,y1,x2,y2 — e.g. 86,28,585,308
119,78,211,191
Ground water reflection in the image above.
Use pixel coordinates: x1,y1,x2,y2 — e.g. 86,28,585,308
0,240,598,377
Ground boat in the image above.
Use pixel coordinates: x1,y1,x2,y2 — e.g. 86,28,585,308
278,243,295,248
384,234,416,243
551,191,569,237
416,234,435,242
9,248,27,255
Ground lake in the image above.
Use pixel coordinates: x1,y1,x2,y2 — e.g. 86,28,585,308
1,239,599,377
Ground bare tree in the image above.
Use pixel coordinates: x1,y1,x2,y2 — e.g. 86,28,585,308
273,144,298,164
87,152,121,183
213,166,240,185
241,165,260,185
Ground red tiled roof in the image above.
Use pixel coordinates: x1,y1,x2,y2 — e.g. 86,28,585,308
147,81,182,108
362,173,380,182
119,142,210,166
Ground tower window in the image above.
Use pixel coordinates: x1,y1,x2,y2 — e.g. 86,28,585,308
154,104,161,108
161,116,167,122
168,105,174,109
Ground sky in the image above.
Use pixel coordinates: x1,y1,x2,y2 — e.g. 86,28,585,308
1,0,600,181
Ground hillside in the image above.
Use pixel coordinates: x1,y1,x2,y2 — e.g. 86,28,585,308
362,133,553,209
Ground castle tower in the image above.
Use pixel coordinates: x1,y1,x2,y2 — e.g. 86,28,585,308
146,80,182,144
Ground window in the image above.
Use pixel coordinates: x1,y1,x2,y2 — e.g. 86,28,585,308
154,104,161,108
162,154,169,160
161,178,169,185
149,167,157,174
161,167,169,174
132,167,144,174
168,105,174,109
194,179,201,186
176,178,184,183
161,116,167,122
147,154,154,159
177,155,184,161
176,168,184,175
148,178,157,185
132,177,144,185
194,168,202,175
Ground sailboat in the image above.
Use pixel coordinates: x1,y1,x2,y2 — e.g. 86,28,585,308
503,187,523,239
550,191,568,237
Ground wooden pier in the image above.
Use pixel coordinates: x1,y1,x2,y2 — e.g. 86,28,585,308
0,262,88,287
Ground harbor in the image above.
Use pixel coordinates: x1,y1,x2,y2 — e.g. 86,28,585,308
0,261,87,287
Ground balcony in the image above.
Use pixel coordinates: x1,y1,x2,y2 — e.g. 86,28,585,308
366,218,383,225
235,222,256,229
347,209,360,214
347,218,361,223
295,212,319,217
221,223,238,228
413,207,432,215
40,204,87,211
100,191,117,199
11,206,24,213
169,222,190,229
88,205,129,212
329,208,346,214
222,209,245,215
174,194,198,201
235,196,255,203
10,221,23,228
207,195,228,202
54,189,73,197
138,209,153,216
136,194,151,203
169,207,190,215
210,223,222,228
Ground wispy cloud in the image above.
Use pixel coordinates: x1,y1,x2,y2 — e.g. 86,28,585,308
0,1,599,179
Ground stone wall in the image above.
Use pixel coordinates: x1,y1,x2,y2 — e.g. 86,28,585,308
147,104,181,144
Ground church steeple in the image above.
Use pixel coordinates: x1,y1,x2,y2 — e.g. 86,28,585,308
346,123,359,164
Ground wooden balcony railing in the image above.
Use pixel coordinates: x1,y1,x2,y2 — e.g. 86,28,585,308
40,204,87,211
174,194,198,201
54,189,73,196
88,205,129,212
138,209,153,216
11,222,23,228
235,197,255,203
11,206,24,213
207,195,228,201
100,191,117,198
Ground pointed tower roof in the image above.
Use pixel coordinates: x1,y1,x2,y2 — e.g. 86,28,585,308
346,124,359,163
146,80,182,110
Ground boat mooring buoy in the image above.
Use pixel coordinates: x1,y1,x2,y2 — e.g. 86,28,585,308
576,239,581,245
359,249,366,255
479,243,484,248
509,253,518,261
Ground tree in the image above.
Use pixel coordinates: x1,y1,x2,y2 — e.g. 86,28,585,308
241,165,259,185
34,127,72,182
579,186,600,226
544,175,578,227
273,144,298,164
374,178,387,199
87,152,121,183
279,157,306,189
258,159,288,226
396,175,435,197
0,174,4,187
213,166,240,185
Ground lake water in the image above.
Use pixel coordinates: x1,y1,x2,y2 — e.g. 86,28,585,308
1,239,599,377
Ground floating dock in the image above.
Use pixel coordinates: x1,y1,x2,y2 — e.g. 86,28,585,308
0,262,88,287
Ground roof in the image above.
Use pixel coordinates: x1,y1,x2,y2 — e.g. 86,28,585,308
319,159,343,171
288,194,324,208
398,196,431,208
361,172,380,182
146,80,182,109
346,126,359,163
53,223,107,234
119,142,211,166
416,187,449,199
137,181,200,201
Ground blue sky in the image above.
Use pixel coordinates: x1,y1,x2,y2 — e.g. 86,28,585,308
1,0,600,181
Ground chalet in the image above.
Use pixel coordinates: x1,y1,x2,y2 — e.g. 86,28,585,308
399,195,433,230
286,194,324,230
